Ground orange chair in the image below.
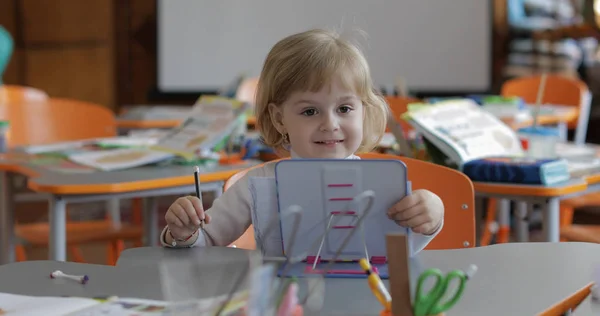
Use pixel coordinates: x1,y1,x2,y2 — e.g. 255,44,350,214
0,85,48,103
235,77,259,128
1,98,143,264
384,96,421,136
501,74,590,144
227,152,475,250
384,96,428,159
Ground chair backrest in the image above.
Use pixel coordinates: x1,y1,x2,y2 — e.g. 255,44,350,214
0,85,49,103
501,74,588,109
225,153,475,250
0,97,117,147
235,77,259,105
500,74,591,143
385,96,421,134
357,153,475,249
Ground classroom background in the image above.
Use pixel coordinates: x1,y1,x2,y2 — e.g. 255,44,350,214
3,0,600,315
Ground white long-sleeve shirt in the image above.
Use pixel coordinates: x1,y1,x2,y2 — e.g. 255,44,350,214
160,154,443,255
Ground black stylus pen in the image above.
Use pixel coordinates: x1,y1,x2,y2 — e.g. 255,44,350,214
194,166,205,228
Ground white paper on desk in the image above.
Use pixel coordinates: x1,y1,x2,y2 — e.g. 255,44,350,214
0,292,99,316
67,148,174,171
248,176,284,257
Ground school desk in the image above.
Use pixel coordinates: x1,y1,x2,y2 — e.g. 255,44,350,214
0,152,261,264
473,141,600,244
117,105,258,131
0,242,595,315
472,177,594,243
503,104,578,137
112,242,600,315
564,291,600,315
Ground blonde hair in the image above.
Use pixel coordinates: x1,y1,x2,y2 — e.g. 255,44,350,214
255,28,389,155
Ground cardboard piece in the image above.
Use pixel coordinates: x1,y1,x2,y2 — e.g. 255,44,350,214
386,233,414,316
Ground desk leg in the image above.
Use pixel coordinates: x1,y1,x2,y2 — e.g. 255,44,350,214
107,198,121,228
515,201,529,242
543,198,560,242
49,196,67,261
558,122,568,141
0,172,15,264
143,197,158,246
475,197,485,246
497,199,511,243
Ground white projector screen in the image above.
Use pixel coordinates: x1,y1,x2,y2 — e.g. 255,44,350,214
158,0,492,95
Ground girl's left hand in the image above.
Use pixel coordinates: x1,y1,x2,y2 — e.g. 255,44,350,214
387,189,444,235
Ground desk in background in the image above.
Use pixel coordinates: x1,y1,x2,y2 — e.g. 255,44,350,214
0,151,260,263
118,105,258,131
119,104,578,135
474,142,600,244
502,104,578,134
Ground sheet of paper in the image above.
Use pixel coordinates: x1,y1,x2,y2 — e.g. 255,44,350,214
127,129,172,139
95,136,159,147
67,148,174,171
119,105,192,121
23,140,96,154
69,295,249,316
0,292,99,316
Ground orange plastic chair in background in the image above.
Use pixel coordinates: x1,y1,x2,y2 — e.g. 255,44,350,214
0,98,143,264
384,96,421,135
235,77,259,128
501,74,590,144
0,85,48,103
226,153,475,251
383,96,427,158
0,98,116,147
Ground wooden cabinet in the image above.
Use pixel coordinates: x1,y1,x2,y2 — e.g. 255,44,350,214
0,0,158,112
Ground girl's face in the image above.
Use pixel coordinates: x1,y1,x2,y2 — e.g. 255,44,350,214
270,77,364,159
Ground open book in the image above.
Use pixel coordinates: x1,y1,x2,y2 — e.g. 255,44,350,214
404,99,571,185
66,96,249,171
403,99,525,167
0,291,249,316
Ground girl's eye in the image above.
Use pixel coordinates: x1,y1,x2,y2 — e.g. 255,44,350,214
338,106,353,113
302,109,317,116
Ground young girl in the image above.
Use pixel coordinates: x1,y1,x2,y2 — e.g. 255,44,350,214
160,29,444,253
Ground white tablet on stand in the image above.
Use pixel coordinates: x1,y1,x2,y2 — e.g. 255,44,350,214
274,159,412,278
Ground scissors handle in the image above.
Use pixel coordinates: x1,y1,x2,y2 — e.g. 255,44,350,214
414,269,446,316
427,270,467,315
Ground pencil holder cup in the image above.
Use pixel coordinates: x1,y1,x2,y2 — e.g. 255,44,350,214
518,126,560,159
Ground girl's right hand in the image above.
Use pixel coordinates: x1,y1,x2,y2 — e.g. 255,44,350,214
165,196,211,239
